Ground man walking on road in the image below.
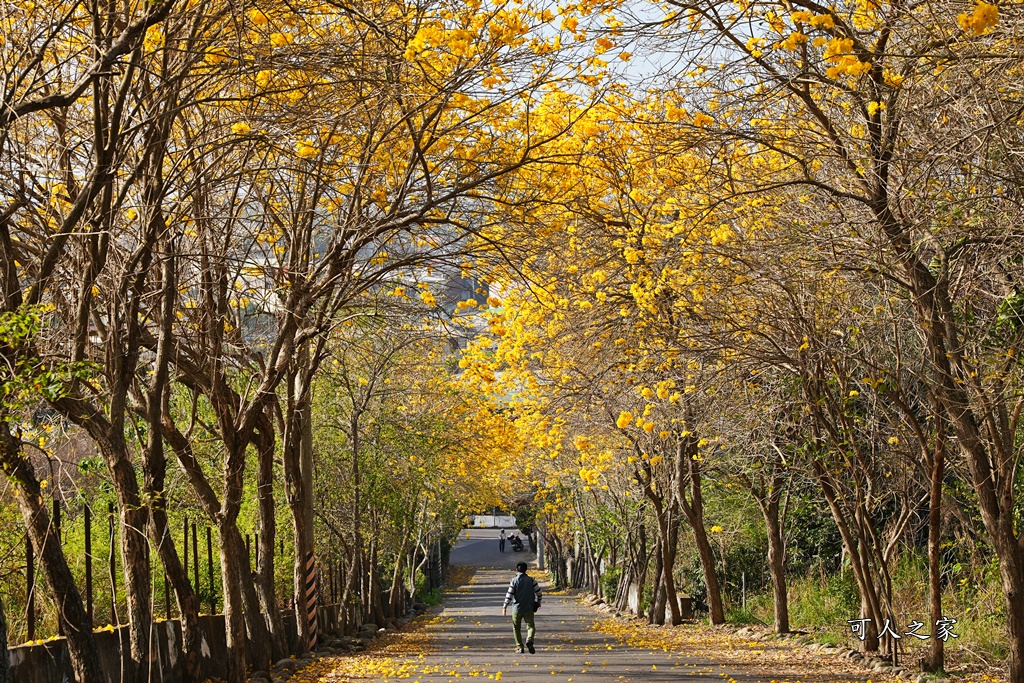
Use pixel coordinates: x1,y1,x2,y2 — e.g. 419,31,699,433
499,529,506,552
502,561,542,653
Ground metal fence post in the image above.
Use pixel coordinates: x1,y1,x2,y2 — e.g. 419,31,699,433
206,526,214,613
53,499,63,635
26,534,34,641
52,499,60,544
108,503,117,625
191,521,199,605
183,518,189,590
84,504,93,625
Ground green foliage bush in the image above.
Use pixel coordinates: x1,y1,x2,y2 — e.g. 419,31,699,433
600,565,621,600
786,566,860,631
419,587,443,607
732,549,1009,669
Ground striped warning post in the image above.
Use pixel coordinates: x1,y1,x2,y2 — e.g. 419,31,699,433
305,551,318,650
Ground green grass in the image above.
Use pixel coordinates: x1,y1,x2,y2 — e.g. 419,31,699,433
734,553,1008,673
419,587,444,606
726,605,761,625
816,632,843,646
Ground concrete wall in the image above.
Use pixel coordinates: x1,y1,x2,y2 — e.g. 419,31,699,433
8,637,75,683
8,606,343,683
472,515,516,528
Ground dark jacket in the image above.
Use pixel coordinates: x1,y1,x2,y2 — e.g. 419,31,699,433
503,572,542,612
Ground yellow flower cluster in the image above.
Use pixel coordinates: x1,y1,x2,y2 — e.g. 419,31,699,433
143,25,164,52
777,32,807,51
270,32,294,46
957,1,998,35
693,112,714,127
578,466,601,485
822,37,871,79
295,140,318,158
710,224,734,245
205,46,230,64
790,10,834,28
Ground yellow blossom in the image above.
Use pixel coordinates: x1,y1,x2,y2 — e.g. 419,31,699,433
205,46,230,64
958,1,998,35
270,32,294,46
295,140,318,158
693,112,714,127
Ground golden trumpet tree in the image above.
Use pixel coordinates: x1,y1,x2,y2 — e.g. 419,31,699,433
638,0,1024,670
2,0,592,676
311,315,519,629
457,94,775,625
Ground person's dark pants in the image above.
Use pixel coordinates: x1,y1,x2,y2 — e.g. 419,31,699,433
512,609,535,649
500,539,505,552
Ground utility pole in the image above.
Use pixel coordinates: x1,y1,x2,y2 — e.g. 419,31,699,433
536,519,546,571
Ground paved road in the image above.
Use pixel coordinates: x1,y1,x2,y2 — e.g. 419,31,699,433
408,529,867,683
427,527,684,682
321,528,881,683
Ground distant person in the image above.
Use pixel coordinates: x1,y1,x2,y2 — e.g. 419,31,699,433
502,561,542,653
499,529,507,552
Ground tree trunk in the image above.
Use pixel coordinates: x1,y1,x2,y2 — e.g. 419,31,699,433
118,487,151,682
144,432,202,682
361,546,373,620
140,230,204,683
874,194,1024,676
405,547,418,605
229,524,274,666
1,427,104,683
369,544,387,626
634,524,647,620
91,440,151,683
614,566,631,612
218,522,249,683
811,460,882,652
649,536,664,626
923,435,945,672
762,501,789,634
536,519,546,571
160,418,260,678
854,515,886,653
660,509,682,625
574,511,603,598
673,436,725,624
550,534,568,590
284,385,316,651
64,239,158,683
388,537,409,617
0,588,11,683
341,549,360,632
59,409,153,682
254,418,288,661
150,506,203,681
690,520,724,624
994,533,1024,682
351,413,364,624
